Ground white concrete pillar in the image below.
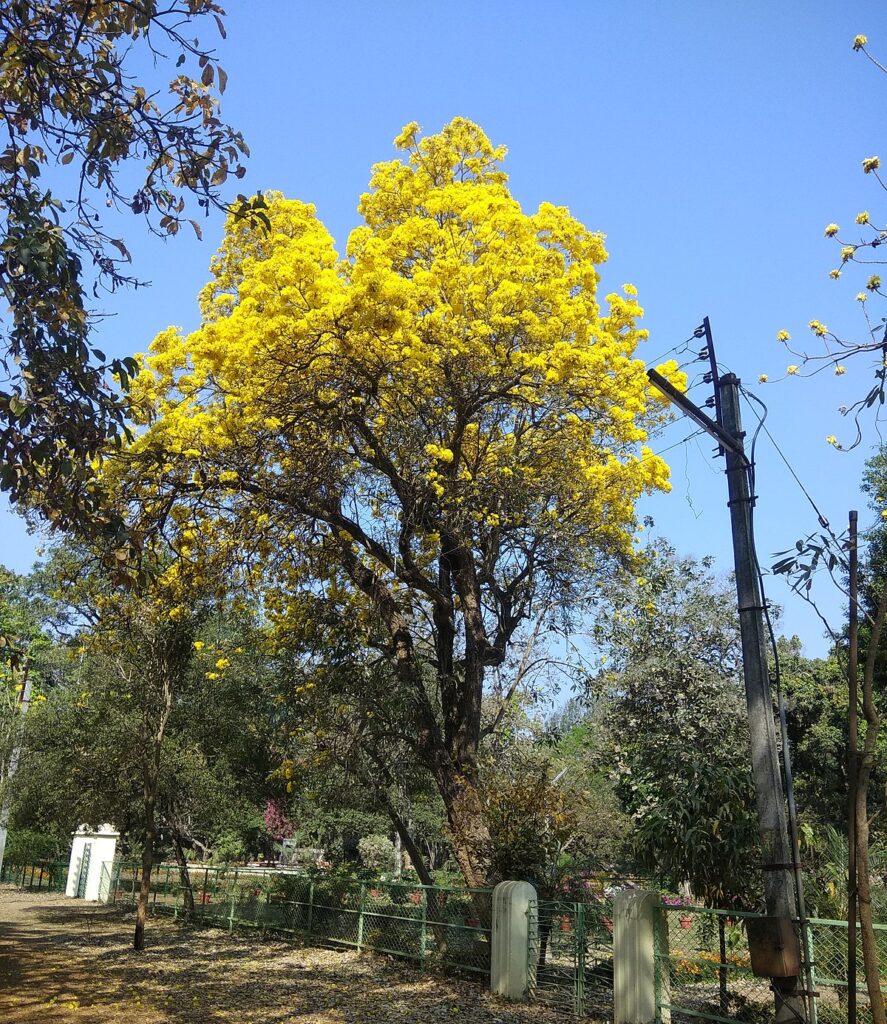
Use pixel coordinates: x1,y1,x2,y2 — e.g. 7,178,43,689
491,880,537,1001
614,890,668,1024
65,824,119,901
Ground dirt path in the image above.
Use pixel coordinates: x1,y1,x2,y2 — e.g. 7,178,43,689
0,886,557,1023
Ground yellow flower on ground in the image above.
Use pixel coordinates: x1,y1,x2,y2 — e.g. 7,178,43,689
193,640,204,650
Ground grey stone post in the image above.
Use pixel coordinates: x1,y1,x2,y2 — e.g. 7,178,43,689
614,890,668,1024
491,880,537,1000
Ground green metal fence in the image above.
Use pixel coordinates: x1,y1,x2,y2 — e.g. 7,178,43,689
0,860,68,892
805,917,887,1023
655,906,774,1024
108,862,492,977
527,898,614,1019
655,907,887,1024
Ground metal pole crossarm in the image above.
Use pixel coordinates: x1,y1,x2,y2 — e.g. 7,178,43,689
646,368,748,463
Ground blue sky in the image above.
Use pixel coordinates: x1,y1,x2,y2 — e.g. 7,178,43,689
4,0,886,655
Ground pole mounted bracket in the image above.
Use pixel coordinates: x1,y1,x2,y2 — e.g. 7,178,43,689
695,317,724,453
646,368,748,464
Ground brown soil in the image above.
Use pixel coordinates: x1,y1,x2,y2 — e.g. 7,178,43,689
0,886,556,1023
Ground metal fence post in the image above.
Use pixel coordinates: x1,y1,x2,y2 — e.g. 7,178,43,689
653,904,664,1024
357,882,367,951
307,879,314,935
575,903,586,1018
419,890,428,968
804,919,818,1024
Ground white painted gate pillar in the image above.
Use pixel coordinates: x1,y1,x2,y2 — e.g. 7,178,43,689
65,824,119,901
491,880,537,1000
614,890,668,1024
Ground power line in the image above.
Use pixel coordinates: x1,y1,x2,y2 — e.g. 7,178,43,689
739,384,844,556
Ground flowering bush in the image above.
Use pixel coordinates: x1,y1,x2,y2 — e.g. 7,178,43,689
662,895,687,907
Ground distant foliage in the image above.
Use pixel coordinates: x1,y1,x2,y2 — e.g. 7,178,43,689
358,834,395,873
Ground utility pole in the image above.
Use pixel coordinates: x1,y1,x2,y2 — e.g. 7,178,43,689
647,349,810,1023
719,374,804,1023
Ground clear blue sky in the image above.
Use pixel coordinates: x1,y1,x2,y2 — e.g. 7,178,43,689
3,0,886,655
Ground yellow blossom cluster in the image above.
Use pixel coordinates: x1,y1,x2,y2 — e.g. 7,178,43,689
124,118,682,604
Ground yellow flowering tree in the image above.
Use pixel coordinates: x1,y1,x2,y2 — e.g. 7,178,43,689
121,119,681,886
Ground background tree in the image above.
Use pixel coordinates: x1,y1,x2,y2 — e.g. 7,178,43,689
593,546,761,909
0,0,260,529
116,118,684,886
13,570,281,895
0,564,52,870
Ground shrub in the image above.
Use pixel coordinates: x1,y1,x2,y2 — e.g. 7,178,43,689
358,834,395,873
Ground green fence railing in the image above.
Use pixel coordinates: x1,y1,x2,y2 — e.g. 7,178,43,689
0,860,68,893
527,897,614,1020
654,905,887,1024
108,862,492,978
655,905,773,1024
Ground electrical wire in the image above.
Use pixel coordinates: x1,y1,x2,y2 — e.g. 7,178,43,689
740,386,842,550
645,333,702,369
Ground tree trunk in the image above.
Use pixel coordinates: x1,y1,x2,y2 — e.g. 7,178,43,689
134,817,154,951
173,835,195,919
436,768,495,888
857,773,884,1024
855,583,887,1024
380,792,435,887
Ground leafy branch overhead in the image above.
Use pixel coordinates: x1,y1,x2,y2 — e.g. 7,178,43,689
0,0,265,532
759,35,887,452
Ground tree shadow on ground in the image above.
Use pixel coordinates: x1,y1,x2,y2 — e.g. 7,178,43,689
0,891,553,1024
